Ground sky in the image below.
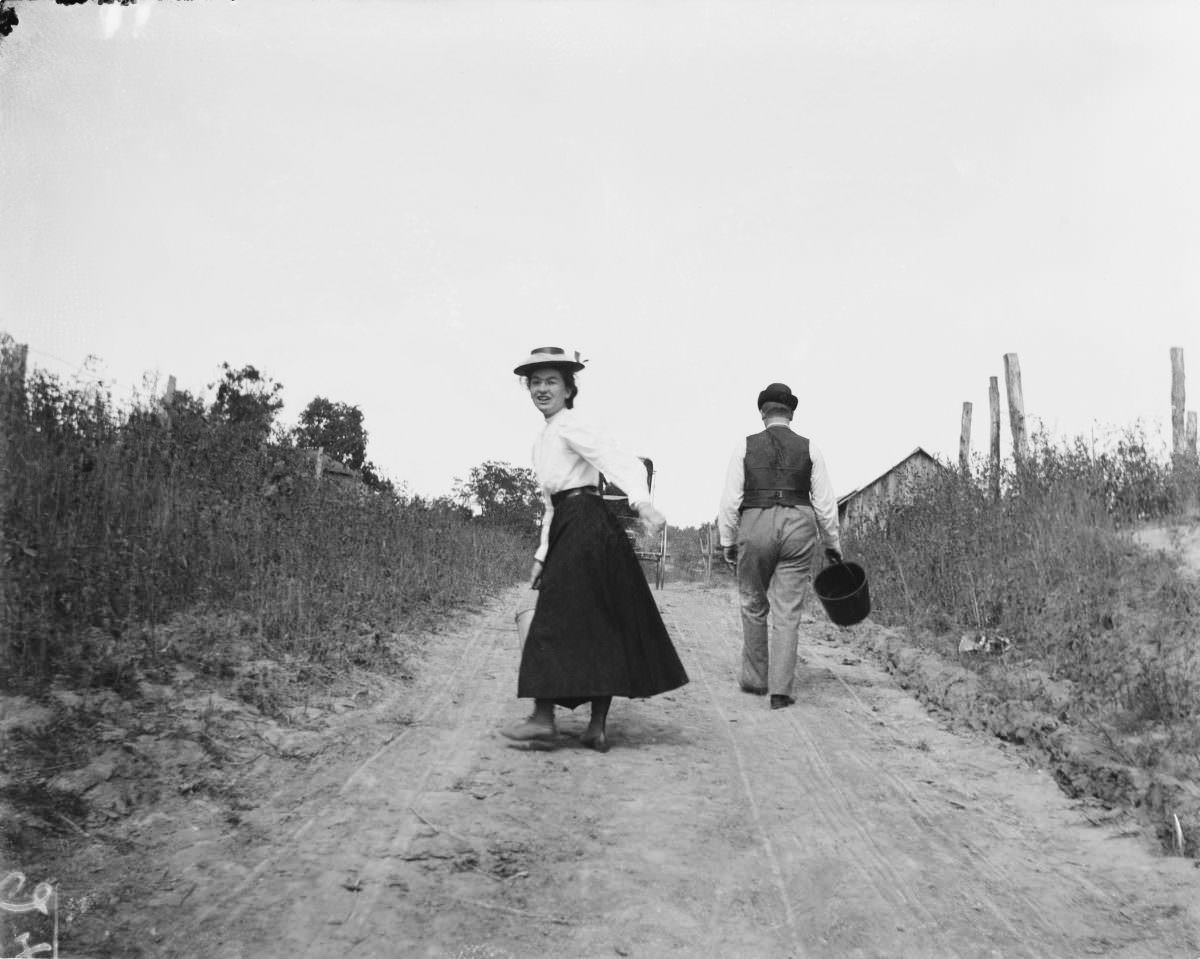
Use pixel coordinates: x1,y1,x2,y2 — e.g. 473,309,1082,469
2,0,1199,526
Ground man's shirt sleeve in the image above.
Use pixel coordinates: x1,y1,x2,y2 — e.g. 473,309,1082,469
717,447,744,547
809,442,841,552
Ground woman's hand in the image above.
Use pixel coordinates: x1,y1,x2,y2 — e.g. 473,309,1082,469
638,503,666,538
530,560,544,589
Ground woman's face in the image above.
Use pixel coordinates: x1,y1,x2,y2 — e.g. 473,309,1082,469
527,367,569,418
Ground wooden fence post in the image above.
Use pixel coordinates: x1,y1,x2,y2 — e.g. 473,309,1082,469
1003,353,1027,464
0,338,28,649
959,402,972,472
1,337,28,496
156,374,176,427
1170,349,1198,514
989,376,1001,501
1171,347,1186,455
0,335,28,426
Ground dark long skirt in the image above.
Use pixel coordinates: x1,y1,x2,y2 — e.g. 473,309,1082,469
517,494,689,707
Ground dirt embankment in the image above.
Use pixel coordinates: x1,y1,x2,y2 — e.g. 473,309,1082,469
4,583,1200,958
843,623,1200,852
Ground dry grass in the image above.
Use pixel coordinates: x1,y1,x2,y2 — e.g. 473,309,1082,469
845,425,1200,770
1,366,533,696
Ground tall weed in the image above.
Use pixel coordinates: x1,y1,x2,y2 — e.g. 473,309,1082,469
2,369,532,687
845,426,1200,723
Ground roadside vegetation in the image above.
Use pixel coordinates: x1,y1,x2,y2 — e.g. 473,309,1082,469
0,345,543,952
7,331,1200,862
2,350,535,698
843,426,1200,851
1,342,545,886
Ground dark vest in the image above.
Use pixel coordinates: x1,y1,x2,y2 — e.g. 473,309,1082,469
741,427,813,511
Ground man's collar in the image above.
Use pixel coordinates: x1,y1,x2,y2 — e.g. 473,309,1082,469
763,417,792,428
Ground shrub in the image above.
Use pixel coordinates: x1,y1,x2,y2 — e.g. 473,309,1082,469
1,367,533,687
844,427,1200,723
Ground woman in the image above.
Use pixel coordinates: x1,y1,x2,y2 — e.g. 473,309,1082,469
502,346,689,752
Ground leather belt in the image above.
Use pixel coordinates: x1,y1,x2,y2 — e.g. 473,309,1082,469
551,485,600,507
739,492,812,512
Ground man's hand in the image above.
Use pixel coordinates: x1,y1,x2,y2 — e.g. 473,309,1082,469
530,559,544,589
825,548,842,565
722,545,738,570
638,503,666,538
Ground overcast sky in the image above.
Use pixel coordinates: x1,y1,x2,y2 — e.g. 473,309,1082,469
2,0,1198,525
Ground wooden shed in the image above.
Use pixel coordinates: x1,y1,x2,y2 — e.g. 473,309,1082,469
297,448,362,486
837,447,942,529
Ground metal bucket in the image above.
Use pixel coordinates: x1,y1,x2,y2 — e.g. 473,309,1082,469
813,560,871,627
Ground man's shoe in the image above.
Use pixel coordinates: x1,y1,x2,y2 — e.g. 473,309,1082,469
770,695,795,710
740,684,767,696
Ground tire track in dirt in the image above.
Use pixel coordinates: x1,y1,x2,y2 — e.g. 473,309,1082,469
673,585,1200,959
779,704,1039,954
309,614,520,956
160,585,808,958
155,583,1200,959
815,659,1133,926
675,592,957,957
746,712,955,954
804,647,1141,947
162,599,510,956
686,629,806,957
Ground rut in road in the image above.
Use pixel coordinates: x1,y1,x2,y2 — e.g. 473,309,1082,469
162,583,1200,959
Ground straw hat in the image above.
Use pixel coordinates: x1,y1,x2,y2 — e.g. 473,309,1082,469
513,346,585,376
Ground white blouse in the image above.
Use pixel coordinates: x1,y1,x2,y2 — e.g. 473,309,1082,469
531,408,650,562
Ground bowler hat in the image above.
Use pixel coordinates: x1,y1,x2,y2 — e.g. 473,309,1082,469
514,346,585,377
757,382,798,412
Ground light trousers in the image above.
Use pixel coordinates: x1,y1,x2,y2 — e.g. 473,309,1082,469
736,506,819,698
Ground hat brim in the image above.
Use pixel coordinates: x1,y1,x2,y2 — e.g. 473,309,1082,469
514,358,585,376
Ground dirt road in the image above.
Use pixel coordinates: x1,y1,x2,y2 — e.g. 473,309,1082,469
142,583,1199,959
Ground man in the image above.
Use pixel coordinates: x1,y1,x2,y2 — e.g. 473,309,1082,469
717,383,842,709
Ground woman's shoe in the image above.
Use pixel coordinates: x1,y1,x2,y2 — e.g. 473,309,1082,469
501,718,557,742
580,728,610,753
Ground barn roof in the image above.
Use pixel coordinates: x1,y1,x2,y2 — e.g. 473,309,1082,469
302,447,360,480
837,447,939,507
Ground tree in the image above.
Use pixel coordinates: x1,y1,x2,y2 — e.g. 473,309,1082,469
291,396,367,470
289,396,397,492
454,460,542,533
1,0,143,42
209,363,283,445
0,2,18,40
